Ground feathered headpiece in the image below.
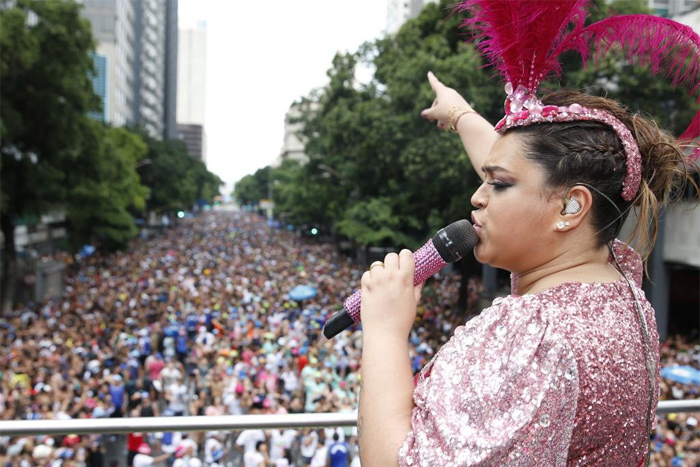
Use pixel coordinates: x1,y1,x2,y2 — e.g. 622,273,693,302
455,0,700,201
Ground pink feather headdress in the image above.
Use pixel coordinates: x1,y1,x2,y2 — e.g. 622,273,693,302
455,0,700,201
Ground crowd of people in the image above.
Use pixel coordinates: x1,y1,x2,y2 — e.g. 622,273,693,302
0,210,697,466
651,336,700,467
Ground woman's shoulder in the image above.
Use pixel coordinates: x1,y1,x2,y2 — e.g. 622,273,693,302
438,294,573,372
448,281,633,355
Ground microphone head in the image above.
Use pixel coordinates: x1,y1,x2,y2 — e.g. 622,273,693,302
431,219,478,263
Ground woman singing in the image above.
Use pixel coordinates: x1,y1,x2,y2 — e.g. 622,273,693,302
357,1,699,466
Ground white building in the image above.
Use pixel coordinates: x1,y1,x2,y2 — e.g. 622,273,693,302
177,19,207,162
386,0,439,34
673,2,700,26
274,103,309,167
177,20,207,125
648,0,699,16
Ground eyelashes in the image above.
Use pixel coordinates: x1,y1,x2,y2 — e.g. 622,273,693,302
487,181,512,191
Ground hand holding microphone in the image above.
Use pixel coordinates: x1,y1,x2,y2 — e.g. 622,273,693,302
323,219,478,339
358,250,426,338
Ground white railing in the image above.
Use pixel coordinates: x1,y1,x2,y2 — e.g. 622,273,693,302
0,401,698,436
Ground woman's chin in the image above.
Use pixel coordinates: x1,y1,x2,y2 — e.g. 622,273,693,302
473,245,489,264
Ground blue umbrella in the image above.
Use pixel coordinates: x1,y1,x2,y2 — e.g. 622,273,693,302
660,365,700,386
289,285,317,301
80,245,96,257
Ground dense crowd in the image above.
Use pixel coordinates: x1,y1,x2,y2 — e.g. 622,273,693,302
0,210,696,466
650,336,700,467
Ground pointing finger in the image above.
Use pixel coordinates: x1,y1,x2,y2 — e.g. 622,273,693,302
427,71,443,92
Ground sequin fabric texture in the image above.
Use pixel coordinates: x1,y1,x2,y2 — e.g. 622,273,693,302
398,240,660,466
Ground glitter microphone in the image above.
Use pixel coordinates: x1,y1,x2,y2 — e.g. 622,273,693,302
323,219,478,339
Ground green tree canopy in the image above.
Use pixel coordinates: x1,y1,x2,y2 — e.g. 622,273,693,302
64,125,149,251
233,174,262,206
233,166,274,207
0,0,100,310
138,133,223,214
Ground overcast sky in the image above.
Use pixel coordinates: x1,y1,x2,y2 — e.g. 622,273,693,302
178,0,389,194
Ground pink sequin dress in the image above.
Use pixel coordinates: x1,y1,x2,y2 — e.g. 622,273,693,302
398,240,660,466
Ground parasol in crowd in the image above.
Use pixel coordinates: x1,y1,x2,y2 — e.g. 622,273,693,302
660,365,700,386
288,285,317,301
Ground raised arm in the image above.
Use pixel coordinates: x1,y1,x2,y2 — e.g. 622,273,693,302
420,71,498,180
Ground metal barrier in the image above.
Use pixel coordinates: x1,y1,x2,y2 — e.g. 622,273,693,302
0,401,698,436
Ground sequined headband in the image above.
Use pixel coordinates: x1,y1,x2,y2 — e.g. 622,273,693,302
494,83,642,202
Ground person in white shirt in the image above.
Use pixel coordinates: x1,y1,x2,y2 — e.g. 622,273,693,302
159,360,183,388
309,443,328,467
223,390,243,415
267,429,297,461
132,443,170,467
195,326,215,351
243,440,269,467
236,429,265,454
299,429,318,466
166,377,188,416
204,432,225,465
172,444,202,467
273,447,293,467
280,369,299,396
176,434,199,458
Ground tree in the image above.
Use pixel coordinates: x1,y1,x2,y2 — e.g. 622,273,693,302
137,133,222,214
233,174,262,207
63,125,149,251
232,166,273,208
291,1,486,249
0,0,100,311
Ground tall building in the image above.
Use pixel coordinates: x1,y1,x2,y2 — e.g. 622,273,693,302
672,0,700,26
648,0,699,16
80,0,178,139
88,53,108,122
274,103,309,167
387,0,439,34
177,123,205,161
177,19,208,161
163,0,179,139
80,0,137,127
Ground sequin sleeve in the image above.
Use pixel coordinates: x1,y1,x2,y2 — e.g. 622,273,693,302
398,298,579,466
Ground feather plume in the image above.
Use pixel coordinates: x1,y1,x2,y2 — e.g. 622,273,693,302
678,111,700,141
456,1,700,142
570,15,700,98
456,0,590,90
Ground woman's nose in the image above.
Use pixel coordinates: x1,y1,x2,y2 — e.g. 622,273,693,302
471,182,488,209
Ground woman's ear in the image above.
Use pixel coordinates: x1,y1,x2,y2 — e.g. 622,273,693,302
554,185,592,232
